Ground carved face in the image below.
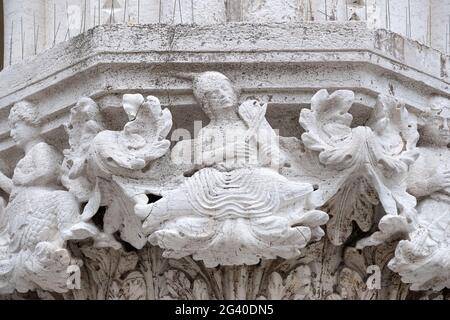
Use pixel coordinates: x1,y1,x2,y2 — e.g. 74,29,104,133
421,115,450,147
204,82,238,112
10,120,41,149
192,72,240,118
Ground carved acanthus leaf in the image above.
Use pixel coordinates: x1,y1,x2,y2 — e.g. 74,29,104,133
299,90,419,247
259,265,312,300
80,246,141,300
108,271,146,300
340,245,409,300
107,94,172,171
164,270,210,300
323,176,379,245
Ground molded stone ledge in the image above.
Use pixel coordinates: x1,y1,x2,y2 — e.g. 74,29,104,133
0,22,448,165
0,22,448,97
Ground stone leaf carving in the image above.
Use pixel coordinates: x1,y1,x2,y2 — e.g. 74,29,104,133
336,244,409,300
299,89,419,247
164,270,210,300
331,267,373,300
258,265,312,300
388,96,450,291
56,244,317,300
78,246,147,300
68,245,172,300
63,95,172,249
2,85,450,299
0,101,99,294
140,71,329,267
164,254,316,300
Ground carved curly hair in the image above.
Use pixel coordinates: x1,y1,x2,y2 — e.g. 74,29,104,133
8,100,41,127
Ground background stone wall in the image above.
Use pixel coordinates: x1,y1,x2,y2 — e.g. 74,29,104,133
2,1,450,66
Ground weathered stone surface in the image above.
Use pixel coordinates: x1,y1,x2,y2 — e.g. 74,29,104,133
0,22,448,172
1,1,450,301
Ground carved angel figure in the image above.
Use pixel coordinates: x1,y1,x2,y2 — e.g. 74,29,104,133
62,95,172,249
389,96,450,291
139,71,329,267
297,90,419,248
0,101,98,294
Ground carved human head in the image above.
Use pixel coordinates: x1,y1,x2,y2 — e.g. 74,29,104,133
66,97,105,150
192,72,239,117
72,97,102,121
420,96,450,147
69,97,104,130
8,100,42,148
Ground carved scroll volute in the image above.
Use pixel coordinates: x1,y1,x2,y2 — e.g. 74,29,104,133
299,90,419,247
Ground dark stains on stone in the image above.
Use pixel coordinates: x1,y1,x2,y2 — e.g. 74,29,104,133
441,54,448,79
374,30,405,62
388,83,395,96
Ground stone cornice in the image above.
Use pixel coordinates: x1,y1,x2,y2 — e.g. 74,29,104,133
0,22,448,155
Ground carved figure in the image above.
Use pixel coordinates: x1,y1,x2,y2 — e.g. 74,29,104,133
1,79,445,299
389,96,450,291
63,95,172,249
139,71,329,267
0,100,97,294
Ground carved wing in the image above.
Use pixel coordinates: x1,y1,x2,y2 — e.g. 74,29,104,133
72,95,172,250
299,89,355,170
367,95,419,173
109,95,172,170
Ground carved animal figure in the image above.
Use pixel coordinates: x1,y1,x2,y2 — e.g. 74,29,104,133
0,100,97,294
63,95,172,249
